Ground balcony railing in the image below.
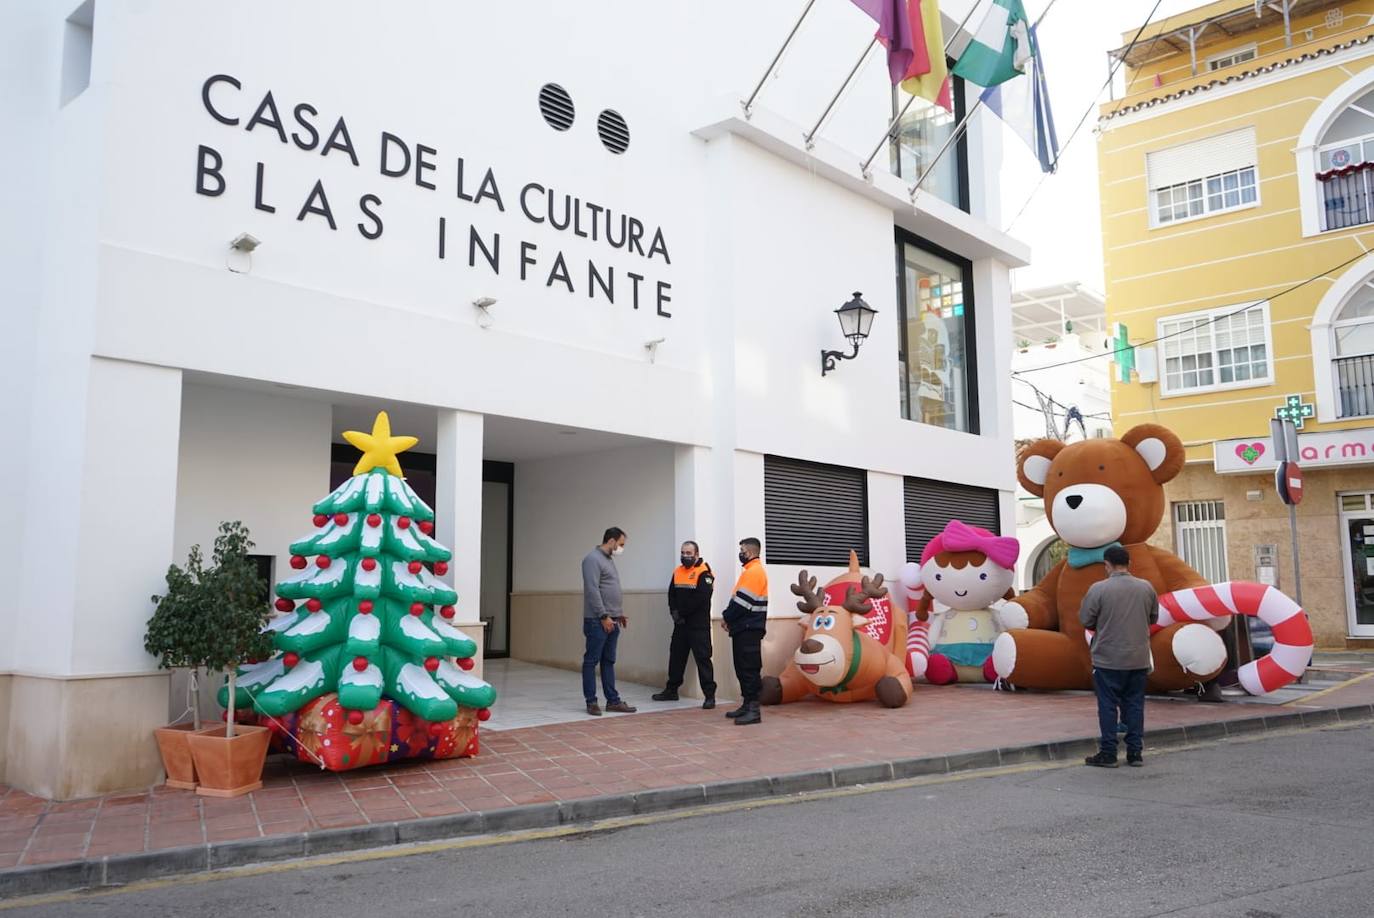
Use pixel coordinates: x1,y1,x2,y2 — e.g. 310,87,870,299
1320,165,1374,231
1336,353,1374,418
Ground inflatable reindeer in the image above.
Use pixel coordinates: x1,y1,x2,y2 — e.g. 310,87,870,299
759,568,912,708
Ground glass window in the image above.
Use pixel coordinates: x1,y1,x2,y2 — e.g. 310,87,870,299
889,76,967,211
898,238,974,432
1153,167,1255,224
1335,280,1374,357
1159,304,1271,394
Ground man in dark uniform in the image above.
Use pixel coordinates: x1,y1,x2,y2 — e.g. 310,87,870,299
722,537,767,726
652,541,717,709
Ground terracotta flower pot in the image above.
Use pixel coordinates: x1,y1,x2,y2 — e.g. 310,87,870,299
186,724,271,798
154,722,212,790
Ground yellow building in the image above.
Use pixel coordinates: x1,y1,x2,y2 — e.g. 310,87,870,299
1098,0,1374,648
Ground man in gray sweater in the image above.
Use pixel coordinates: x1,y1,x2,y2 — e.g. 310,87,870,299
1079,545,1157,768
582,527,637,716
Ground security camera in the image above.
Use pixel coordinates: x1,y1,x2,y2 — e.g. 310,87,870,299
229,233,260,253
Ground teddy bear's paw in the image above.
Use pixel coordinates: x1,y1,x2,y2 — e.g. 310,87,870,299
1173,623,1227,676
995,601,1029,631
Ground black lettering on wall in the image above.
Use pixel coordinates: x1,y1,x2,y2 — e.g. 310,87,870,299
648,228,671,265
415,144,438,190
520,241,537,280
438,216,447,259
291,103,320,151
246,91,287,143
201,74,240,125
322,118,359,166
519,182,545,222
627,217,645,257
254,162,275,213
547,252,573,292
358,194,383,239
195,145,225,196
589,262,613,302
627,271,644,310
656,281,672,318
297,180,337,230
469,226,500,273
380,133,411,177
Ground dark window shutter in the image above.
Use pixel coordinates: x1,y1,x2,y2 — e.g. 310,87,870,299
764,456,868,566
904,477,1000,562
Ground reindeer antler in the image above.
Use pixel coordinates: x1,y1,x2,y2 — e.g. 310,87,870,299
791,571,825,614
842,586,872,615
861,573,887,599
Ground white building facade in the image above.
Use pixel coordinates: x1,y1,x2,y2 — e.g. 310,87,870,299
1,0,1027,797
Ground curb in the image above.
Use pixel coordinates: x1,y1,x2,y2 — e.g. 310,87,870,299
3,702,1371,900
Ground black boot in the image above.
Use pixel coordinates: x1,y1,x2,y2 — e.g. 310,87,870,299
1195,679,1224,703
651,688,680,702
702,696,716,710
734,702,762,726
725,701,748,718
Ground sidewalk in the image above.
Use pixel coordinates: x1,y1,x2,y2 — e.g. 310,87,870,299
3,675,1373,898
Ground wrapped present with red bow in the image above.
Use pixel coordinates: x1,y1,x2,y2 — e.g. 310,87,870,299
265,693,483,771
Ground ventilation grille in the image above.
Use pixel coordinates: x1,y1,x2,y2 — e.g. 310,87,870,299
764,456,868,567
903,476,1000,562
597,109,630,154
539,83,575,131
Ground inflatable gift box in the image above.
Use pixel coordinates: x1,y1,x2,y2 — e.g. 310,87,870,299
261,692,481,771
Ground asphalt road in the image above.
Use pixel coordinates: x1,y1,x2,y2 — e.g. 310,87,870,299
8,724,1373,918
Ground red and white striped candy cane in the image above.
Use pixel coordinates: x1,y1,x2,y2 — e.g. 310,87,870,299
1156,582,1313,695
900,563,930,679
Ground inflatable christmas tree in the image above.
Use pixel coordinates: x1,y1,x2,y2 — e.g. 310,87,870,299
218,411,496,770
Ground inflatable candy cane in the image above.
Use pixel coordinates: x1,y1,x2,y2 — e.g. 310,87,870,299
899,562,931,679
1155,582,1313,695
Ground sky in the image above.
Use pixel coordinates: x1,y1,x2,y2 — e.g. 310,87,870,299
1000,0,1208,294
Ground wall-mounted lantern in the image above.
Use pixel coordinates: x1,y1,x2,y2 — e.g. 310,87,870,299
820,291,877,377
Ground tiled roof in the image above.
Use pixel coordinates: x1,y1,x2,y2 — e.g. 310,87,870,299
1101,34,1374,121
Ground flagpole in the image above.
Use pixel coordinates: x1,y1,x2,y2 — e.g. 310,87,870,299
742,0,819,118
907,0,1064,199
803,37,878,149
858,0,985,178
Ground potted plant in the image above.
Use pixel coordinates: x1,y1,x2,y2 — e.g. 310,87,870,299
1043,335,1059,349
1017,338,1031,353
147,543,218,789
172,522,276,797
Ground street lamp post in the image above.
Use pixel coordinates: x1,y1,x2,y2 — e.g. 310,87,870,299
821,292,878,377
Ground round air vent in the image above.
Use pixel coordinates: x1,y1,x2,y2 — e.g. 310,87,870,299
597,109,630,154
539,83,575,132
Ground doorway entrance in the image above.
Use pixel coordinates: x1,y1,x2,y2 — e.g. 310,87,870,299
329,447,514,657
1338,492,1374,638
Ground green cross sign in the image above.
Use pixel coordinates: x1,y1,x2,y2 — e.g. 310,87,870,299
1274,394,1315,429
1111,323,1135,383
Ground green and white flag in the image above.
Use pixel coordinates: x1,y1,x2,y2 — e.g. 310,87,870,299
952,0,1031,88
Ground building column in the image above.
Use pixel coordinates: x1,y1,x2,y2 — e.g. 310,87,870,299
435,409,485,675
7,357,182,798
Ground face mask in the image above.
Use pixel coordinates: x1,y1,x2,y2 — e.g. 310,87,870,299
738,551,749,565
613,546,625,556
680,556,694,568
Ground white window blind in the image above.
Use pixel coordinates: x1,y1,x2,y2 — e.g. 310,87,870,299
1147,128,1257,190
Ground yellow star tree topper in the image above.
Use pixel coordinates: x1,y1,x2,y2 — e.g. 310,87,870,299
342,411,418,477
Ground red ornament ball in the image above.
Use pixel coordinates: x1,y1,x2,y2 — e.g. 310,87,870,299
316,555,331,569
434,561,449,576
352,656,368,672
439,605,455,619
305,598,322,612
347,709,364,726
274,598,294,613
246,658,258,665
358,599,374,614
428,722,444,736
424,657,440,672
361,557,377,572
477,708,491,722
457,657,474,671
290,555,307,570
312,514,328,528
408,561,423,574
366,514,381,528
419,520,434,535
283,652,300,668
398,516,412,530
410,602,425,617
333,512,349,526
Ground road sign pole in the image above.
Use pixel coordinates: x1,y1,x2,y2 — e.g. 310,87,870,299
1289,501,1303,607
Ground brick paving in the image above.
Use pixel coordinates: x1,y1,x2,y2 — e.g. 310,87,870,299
2,676,1372,872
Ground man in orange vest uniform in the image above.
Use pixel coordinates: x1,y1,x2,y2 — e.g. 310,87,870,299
722,537,768,726
652,540,717,708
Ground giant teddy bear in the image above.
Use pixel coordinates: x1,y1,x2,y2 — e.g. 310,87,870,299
992,425,1231,693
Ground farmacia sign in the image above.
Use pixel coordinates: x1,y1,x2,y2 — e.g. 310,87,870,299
193,75,674,318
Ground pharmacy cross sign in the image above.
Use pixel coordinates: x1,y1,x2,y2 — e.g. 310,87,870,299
1274,394,1316,430
1111,323,1136,384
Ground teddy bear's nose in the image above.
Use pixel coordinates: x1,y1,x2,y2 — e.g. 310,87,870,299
1065,494,1084,510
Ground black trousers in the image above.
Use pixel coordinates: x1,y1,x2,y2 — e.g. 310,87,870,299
665,619,715,696
731,629,764,703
